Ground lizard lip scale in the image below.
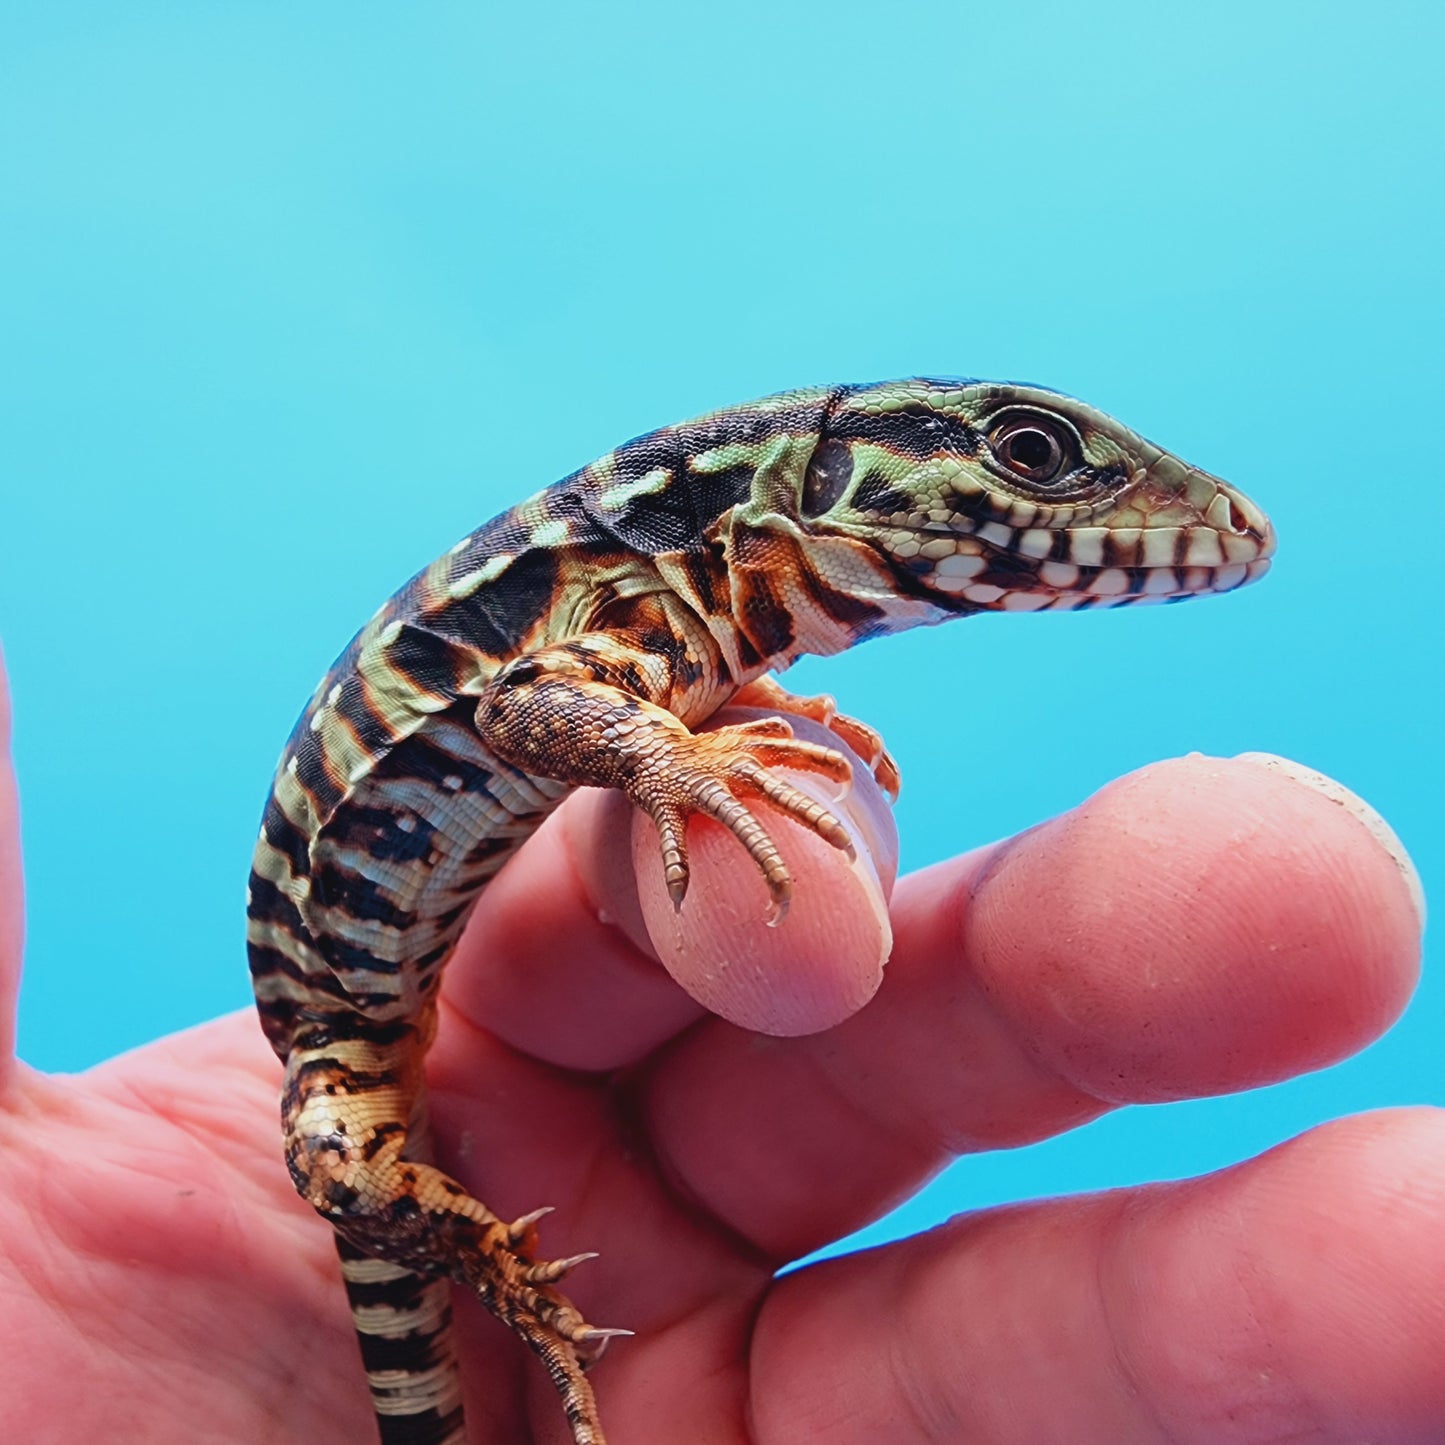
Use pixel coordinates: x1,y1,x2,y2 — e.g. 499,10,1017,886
1094,471,1277,602
892,452,1275,612
248,377,1275,1445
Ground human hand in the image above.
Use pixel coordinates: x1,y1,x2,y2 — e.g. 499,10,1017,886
1,653,1438,1444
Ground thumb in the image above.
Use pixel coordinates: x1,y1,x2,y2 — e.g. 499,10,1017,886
0,644,24,1078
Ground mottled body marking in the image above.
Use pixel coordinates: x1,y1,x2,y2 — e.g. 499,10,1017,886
247,379,1274,1444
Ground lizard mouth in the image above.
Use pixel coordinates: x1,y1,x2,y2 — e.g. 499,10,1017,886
1042,553,1274,607
898,454,1276,609
905,515,1276,610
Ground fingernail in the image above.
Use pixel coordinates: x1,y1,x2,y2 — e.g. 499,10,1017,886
1234,753,1426,930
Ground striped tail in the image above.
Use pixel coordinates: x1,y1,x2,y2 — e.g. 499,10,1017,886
336,1236,467,1444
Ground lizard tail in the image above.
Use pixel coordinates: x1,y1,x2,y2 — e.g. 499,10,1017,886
336,1234,467,1444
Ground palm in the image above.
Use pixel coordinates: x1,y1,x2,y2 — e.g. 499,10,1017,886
2,672,1441,1442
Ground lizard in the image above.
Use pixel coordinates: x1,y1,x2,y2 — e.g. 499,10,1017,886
245,378,1275,1445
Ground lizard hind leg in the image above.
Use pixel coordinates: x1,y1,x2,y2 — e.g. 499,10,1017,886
338,1174,613,1445
285,1047,613,1445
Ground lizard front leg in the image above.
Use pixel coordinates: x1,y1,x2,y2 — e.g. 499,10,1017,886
474,628,858,916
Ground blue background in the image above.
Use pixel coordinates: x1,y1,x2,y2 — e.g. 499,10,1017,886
2,2,1439,1258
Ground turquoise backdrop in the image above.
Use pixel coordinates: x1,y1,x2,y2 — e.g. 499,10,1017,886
2,2,1439,1259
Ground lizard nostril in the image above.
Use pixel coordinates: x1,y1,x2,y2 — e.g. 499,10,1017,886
1228,498,1252,535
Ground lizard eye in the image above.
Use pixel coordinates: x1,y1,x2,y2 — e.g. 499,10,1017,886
987,413,1074,487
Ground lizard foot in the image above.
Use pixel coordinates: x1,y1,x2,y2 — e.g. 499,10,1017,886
625,717,856,918
731,675,902,800
321,1149,621,1445
455,1213,627,1439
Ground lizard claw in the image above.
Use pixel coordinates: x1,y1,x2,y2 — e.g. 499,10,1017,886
629,723,855,917
524,1251,599,1284
578,1326,634,1366
506,1205,555,1247
730,676,902,799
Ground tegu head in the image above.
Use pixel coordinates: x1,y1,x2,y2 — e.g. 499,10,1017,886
776,378,1274,634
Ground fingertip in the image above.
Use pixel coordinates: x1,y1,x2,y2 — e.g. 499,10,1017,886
964,754,1421,1104
633,712,899,1037
1233,752,1427,930
1115,1106,1445,1439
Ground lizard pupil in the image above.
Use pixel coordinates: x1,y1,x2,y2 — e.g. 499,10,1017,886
1005,430,1053,471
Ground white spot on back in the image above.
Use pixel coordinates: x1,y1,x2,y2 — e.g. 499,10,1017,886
599,467,671,511
448,552,514,598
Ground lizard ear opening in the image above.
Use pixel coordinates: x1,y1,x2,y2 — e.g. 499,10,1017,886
801,438,854,518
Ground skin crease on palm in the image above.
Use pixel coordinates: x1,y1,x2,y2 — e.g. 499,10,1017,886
0,647,1440,1445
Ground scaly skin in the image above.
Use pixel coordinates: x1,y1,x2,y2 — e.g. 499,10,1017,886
246,378,1275,1444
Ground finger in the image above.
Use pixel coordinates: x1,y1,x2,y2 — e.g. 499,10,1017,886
439,711,897,1069
0,644,22,1076
630,707,898,1036
639,755,1424,1257
749,1107,1445,1445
